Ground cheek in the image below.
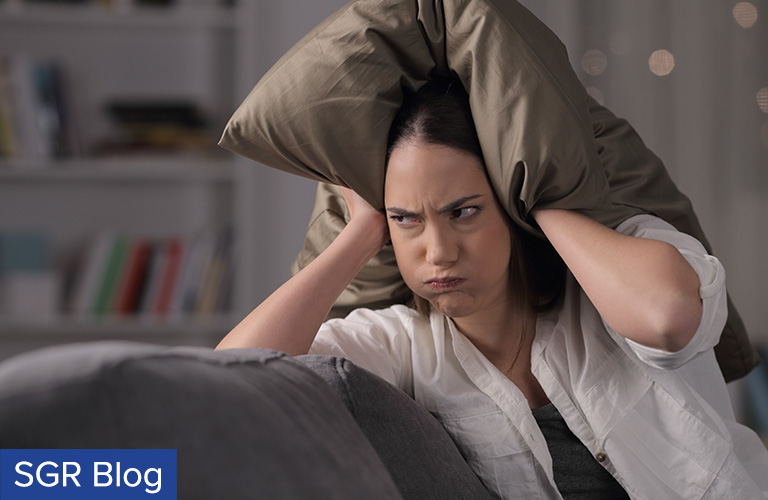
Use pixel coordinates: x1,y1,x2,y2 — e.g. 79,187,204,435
390,235,421,285
474,225,513,274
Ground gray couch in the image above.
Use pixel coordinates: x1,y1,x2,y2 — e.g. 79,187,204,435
0,341,492,499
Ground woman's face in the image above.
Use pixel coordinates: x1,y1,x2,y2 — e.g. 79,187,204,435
384,141,514,320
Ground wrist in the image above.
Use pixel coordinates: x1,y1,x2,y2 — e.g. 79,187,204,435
531,207,566,223
342,216,389,259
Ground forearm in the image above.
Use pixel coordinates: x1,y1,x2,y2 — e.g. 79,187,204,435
216,219,385,355
533,209,702,351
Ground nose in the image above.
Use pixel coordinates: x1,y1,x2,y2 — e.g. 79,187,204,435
424,223,458,267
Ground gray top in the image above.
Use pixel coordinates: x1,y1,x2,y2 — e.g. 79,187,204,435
532,403,630,500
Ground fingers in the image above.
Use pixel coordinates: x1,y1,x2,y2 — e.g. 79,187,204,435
339,186,378,220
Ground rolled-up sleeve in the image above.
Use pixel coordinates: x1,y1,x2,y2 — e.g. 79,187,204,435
606,214,728,370
309,306,415,393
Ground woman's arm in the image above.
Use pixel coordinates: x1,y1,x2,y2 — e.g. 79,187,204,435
216,187,389,355
532,209,703,352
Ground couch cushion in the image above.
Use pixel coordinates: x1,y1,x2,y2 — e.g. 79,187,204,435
0,342,403,500
298,355,492,500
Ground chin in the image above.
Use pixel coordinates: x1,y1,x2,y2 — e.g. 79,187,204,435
429,294,476,319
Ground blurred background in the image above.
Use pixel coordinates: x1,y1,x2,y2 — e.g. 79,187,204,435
0,0,766,431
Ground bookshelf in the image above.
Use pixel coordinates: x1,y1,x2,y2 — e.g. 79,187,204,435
0,1,236,28
0,0,260,358
0,157,235,182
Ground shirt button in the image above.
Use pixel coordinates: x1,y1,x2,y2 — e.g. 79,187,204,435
595,452,607,463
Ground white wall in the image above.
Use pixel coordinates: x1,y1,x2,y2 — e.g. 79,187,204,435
520,0,768,344
233,0,348,309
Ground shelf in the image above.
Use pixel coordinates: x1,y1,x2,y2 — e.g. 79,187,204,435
0,0,259,351
0,156,236,183
0,314,237,337
0,2,235,30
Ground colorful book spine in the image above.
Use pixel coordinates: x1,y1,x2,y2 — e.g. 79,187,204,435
152,237,184,318
112,238,151,316
70,231,115,317
92,235,130,316
65,228,234,320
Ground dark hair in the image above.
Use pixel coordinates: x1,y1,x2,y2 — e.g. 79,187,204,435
387,77,483,164
386,76,566,320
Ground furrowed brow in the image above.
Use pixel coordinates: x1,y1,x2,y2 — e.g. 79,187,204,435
386,206,418,216
438,195,482,214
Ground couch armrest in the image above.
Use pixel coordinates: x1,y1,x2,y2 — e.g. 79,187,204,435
298,355,492,500
0,341,402,500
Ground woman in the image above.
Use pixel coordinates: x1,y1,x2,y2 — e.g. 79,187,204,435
217,78,768,499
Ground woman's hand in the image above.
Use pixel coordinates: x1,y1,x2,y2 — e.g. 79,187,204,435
532,208,702,352
215,185,389,355
339,186,389,252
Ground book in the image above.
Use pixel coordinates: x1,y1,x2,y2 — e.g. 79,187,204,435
171,230,216,316
137,240,166,317
0,231,48,275
112,237,152,316
0,231,54,318
66,229,233,319
69,231,115,317
0,58,19,160
92,234,130,316
32,61,78,159
9,55,46,162
195,227,233,315
0,55,77,163
152,237,185,318
97,99,211,155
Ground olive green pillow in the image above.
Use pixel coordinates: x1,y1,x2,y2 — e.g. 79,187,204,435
219,0,757,381
220,0,611,233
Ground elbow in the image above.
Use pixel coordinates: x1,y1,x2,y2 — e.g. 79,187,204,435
652,291,703,353
651,244,704,352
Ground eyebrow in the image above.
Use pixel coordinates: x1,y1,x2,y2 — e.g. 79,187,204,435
386,194,483,216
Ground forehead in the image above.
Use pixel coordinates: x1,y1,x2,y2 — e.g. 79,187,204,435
384,143,491,206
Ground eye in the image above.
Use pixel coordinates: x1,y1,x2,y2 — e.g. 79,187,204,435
389,214,420,226
450,206,481,220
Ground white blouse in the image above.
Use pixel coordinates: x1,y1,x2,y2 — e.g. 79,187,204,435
309,214,768,499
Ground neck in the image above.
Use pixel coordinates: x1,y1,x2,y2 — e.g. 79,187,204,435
452,301,550,408
452,302,536,376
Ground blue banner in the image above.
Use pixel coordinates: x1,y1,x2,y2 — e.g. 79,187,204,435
0,449,176,499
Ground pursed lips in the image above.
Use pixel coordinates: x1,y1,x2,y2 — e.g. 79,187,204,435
424,277,466,291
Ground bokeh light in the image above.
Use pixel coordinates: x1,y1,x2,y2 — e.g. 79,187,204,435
733,2,758,28
757,88,768,113
581,49,608,76
649,49,675,76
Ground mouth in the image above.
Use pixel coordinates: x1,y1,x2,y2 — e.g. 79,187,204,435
424,277,466,292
